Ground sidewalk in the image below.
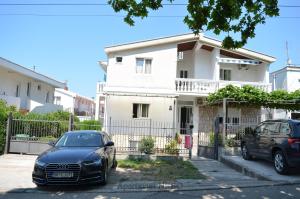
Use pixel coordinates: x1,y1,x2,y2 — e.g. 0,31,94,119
220,155,300,183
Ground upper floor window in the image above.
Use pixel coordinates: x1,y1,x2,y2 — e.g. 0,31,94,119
132,103,149,118
180,70,188,78
27,82,31,97
220,69,231,81
37,85,41,91
46,91,50,103
116,56,123,63
16,85,20,97
55,96,61,105
136,58,152,74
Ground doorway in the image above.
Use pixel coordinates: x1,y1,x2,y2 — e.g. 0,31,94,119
180,106,193,134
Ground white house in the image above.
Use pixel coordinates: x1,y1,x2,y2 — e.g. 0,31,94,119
95,33,276,135
270,65,300,119
0,57,65,113
54,88,95,120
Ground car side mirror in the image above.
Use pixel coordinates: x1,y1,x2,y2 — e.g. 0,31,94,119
48,141,55,147
105,141,114,147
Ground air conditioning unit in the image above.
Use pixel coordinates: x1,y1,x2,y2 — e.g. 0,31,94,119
177,51,184,61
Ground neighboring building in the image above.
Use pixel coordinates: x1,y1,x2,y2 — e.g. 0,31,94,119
54,88,95,120
270,65,300,119
95,33,276,134
0,57,65,113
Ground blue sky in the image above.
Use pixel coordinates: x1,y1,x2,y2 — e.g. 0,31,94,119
1,0,300,98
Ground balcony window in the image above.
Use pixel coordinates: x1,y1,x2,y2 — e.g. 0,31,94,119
180,70,188,78
136,58,152,74
132,103,149,118
16,85,20,97
220,69,231,81
46,92,50,103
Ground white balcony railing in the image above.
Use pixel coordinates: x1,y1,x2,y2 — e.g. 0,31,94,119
97,82,106,94
175,78,271,95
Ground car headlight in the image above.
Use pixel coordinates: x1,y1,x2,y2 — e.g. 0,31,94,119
35,159,46,167
83,159,102,166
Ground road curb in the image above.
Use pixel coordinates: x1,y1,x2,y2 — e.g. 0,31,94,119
1,181,299,194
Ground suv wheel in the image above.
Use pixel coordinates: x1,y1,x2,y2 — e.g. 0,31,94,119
274,150,289,175
241,144,252,160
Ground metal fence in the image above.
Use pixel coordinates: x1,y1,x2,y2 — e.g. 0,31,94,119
105,119,189,156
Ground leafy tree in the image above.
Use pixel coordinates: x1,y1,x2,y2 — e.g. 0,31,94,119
108,0,279,49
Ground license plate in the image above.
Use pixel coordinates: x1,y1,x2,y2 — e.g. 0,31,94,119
52,172,73,178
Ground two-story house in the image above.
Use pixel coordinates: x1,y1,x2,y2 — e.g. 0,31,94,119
95,33,276,134
0,57,65,113
54,88,95,120
270,65,300,119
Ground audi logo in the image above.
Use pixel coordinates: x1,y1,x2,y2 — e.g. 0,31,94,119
56,164,69,169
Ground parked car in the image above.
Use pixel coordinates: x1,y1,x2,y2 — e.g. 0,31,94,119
32,130,117,186
241,119,300,174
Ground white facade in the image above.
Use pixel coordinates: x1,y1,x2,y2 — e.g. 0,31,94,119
95,33,275,134
270,66,300,119
54,88,95,118
0,57,65,112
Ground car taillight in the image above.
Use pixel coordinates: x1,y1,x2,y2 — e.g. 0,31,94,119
288,138,300,149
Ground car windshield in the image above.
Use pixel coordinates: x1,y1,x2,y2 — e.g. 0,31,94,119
55,132,103,147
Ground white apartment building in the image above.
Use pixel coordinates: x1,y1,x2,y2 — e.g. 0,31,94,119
270,65,300,119
95,33,276,134
54,88,95,120
0,57,65,113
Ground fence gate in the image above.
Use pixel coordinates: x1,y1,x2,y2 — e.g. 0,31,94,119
7,117,69,155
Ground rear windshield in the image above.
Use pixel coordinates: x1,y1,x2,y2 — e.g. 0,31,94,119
292,122,300,137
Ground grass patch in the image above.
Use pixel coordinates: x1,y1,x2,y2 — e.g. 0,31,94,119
118,158,205,180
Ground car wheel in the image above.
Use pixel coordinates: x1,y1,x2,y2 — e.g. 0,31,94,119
100,163,108,185
241,144,252,160
274,150,289,175
111,153,118,169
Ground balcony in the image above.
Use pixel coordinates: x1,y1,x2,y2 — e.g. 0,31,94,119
175,78,271,95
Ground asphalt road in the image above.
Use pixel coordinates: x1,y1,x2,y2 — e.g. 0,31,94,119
1,184,300,199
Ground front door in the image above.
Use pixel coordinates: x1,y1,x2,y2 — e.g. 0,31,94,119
180,107,193,134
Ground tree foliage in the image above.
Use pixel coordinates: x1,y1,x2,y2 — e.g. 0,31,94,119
207,85,300,111
107,0,279,49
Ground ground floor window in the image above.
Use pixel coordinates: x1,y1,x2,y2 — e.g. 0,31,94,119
132,103,149,118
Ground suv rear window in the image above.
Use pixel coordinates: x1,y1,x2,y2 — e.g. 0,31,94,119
292,122,300,137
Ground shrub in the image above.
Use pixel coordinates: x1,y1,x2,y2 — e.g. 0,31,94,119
139,136,155,154
165,140,180,155
209,132,223,146
78,120,102,131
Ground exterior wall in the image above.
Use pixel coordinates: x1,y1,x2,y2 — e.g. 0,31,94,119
105,95,175,123
0,66,56,110
287,70,300,92
74,96,95,117
270,70,287,90
194,49,214,79
177,50,194,78
54,90,75,113
106,43,177,92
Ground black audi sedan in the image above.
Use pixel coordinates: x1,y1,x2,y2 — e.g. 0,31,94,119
241,119,300,174
32,131,117,186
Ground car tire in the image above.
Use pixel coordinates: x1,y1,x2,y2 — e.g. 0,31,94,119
274,150,289,175
111,153,118,169
241,143,252,160
100,163,108,185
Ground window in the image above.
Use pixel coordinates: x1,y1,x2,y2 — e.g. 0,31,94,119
132,103,149,118
55,96,61,105
280,123,291,134
37,85,41,91
46,91,50,103
136,58,152,74
220,69,231,81
27,82,31,97
177,51,183,60
266,122,280,134
116,56,123,63
180,70,188,78
16,85,20,97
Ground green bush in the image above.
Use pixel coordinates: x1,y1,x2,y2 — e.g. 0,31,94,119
209,132,223,146
77,120,102,131
165,140,180,155
139,136,155,154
